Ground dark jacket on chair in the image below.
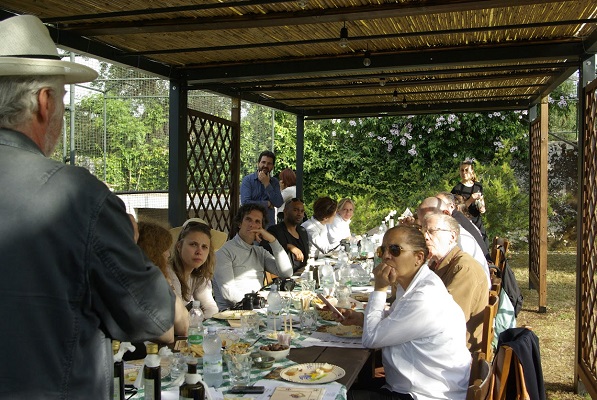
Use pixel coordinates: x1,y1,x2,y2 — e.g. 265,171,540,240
497,327,546,400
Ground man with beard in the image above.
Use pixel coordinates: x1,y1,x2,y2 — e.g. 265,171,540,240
213,204,293,310
240,150,284,227
263,198,310,273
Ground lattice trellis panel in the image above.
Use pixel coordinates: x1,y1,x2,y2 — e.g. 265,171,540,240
529,104,548,312
577,79,597,399
185,109,239,234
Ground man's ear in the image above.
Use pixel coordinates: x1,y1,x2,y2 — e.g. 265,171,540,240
35,87,55,125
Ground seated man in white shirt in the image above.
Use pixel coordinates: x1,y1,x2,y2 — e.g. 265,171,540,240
213,203,293,310
301,196,338,258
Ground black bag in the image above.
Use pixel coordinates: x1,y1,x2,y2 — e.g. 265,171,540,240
497,247,524,317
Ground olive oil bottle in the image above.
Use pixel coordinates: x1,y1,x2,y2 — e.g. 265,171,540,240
112,340,125,400
143,342,161,400
179,362,205,400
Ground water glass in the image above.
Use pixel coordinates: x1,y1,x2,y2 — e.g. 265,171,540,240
169,352,189,380
226,357,252,386
300,309,318,334
240,312,260,337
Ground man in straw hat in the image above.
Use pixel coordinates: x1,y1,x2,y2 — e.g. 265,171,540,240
0,15,188,398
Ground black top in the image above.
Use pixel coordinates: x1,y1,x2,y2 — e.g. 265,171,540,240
262,222,310,273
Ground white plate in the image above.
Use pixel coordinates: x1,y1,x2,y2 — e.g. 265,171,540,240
280,363,345,384
323,325,363,338
263,330,300,340
212,310,254,320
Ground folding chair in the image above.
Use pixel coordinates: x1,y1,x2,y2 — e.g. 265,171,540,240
467,352,492,400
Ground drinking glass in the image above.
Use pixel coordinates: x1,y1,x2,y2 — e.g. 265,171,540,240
240,312,260,338
226,357,252,386
300,309,318,334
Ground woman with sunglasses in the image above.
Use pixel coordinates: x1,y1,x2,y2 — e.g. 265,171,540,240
168,220,219,319
345,225,470,400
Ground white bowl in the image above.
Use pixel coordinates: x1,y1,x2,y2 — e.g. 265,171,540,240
258,347,290,361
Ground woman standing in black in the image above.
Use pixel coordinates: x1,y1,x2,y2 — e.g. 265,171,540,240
451,159,489,249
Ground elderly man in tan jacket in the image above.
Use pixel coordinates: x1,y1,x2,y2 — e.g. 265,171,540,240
420,212,489,353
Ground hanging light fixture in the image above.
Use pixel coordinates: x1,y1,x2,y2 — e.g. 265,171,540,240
363,45,371,67
339,22,349,48
402,95,407,108
297,0,309,8
379,77,386,87
392,89,398,101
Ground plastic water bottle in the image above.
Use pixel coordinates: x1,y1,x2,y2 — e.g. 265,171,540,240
267,283,283,330
320,261,336,296
202,327,223,388
188,301,204,346
379,220,388,235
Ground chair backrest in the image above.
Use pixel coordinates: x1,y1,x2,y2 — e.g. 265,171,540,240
491,237,510,274
492,344,531,400
467,352,492,400
481,291,499,360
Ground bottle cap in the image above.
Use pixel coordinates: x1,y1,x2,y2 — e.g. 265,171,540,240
112,340,121,353
193,300,201,308
145,342,159,354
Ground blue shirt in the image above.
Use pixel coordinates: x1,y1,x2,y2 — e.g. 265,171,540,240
240,171,284,227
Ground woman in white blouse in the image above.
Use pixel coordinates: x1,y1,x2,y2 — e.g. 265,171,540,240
344,225,471,400
327,197,354,247
301,196,338,258
168,220,219,318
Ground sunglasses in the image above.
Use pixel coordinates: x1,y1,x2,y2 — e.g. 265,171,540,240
376,244,415,258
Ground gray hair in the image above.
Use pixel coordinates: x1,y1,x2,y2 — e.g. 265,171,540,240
0,76,64,130
424,213,460,239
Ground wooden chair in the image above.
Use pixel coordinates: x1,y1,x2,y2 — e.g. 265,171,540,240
492,345,530,400
467,352,492,400
491,237,510,275
481,290,499,361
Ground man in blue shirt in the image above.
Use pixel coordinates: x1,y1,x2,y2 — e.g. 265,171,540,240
240,150,284,227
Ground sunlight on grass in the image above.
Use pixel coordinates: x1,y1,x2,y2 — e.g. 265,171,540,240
508,252,591,400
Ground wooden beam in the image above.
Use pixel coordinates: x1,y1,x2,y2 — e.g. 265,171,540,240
59,0,575,35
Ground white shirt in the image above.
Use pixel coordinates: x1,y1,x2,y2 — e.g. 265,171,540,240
213,234,293,310
167,268,219,319
278,186,296,213
457,225,491,286
327,214,351,248
363,265,471,400
301,217,336,257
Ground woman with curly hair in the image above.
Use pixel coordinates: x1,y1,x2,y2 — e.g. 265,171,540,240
168,220,219,318
137,220,173,281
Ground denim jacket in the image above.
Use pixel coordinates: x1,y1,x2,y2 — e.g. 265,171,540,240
0,129,175,399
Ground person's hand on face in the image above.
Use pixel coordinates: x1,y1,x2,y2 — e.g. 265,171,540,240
258,169,271,187
257,156,274,187
373,261,398,291
251,227,276,243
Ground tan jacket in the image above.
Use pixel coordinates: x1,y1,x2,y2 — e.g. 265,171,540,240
433,246,489,353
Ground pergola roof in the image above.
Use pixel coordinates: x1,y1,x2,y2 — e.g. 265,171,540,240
2,0,597,119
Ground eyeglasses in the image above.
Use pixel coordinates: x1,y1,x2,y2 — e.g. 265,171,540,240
422,227,452,236
376,244,415,258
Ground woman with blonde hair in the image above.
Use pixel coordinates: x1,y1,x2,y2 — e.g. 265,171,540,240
168,220,218,318
328,197,355,247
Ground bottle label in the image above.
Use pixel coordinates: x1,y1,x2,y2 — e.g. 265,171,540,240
113,377,121,400
204,359,223,374
144,379,156,400
188,332,203,345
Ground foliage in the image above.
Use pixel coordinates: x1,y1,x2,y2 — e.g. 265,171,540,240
274,111,531,240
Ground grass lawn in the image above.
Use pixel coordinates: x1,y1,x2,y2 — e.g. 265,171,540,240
508,252,592,400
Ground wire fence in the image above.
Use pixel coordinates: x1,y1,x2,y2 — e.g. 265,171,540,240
51,51,276,224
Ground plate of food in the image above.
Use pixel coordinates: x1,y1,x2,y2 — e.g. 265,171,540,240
280,363,345,384
264,330,300,340
320,324,363,338
212,310,253,320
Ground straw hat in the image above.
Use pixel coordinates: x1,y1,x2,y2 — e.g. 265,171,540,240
0,15,97,83
170,218,229,252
